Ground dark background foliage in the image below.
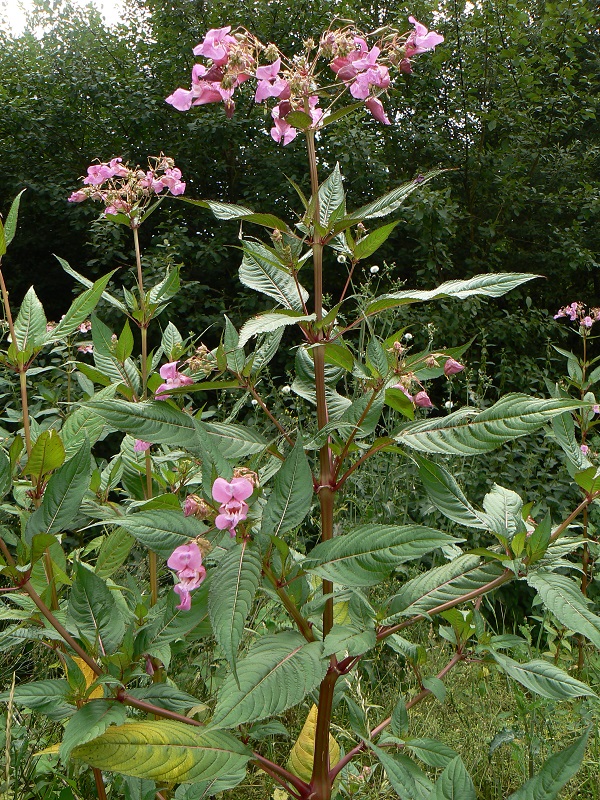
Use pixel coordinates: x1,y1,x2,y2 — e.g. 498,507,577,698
1,0,598,392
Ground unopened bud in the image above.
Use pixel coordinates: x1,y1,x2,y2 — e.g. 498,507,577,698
183,494,212,519
233,467,260,488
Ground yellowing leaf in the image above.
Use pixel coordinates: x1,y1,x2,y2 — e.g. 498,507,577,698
33,743,60,757
70,657,103,699
287,705,340,784
333,601,349,625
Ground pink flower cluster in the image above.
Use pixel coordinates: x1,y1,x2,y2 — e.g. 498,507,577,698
167,543,206,611
212,476,254,536
554,302,600,329
155,361,194,399
68,155,185,224
166,17,443,142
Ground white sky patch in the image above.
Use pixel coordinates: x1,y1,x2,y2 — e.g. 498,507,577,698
1,0,126,35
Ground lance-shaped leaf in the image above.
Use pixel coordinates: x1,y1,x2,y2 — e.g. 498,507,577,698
44,270,117,343
60,699,127,762
143,578,211,651
318,163,345,226
506,728,590,800
292,346,352,419
109,511,207,559
55,256,127,314
386,555,505,620
25,439,91,544
526,571,600,649
23,429,65,480
261,436,313,537
364,272,538,316
95,529,134,578
182,197,289,232
62,385,116,458
394,395,583,456
211,632,326,729
13,286,47,351
345,169,444,221
415,455,487,528
353,220,400,261
288,705,340,784
72,720,251,783
238,311,316,348
482,484,525,539
2,189,26,249
429,755,476,800
369,745,433,800
209,541,262,672
489,652,596,700
304,524,461,587
0,679,70,712
239,241,307,311
203,422,268,459
67,562,125,654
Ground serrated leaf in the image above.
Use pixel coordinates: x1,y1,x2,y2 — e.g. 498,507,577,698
416,455,487,528
209,541,262,671
23,429,65,480
3,189,26,248
490,652,596,700
25,440,91,544
67,562,125,654
212,632,326,728
369,743,432,800
60,700,127,762
386,555,505,620
287,705,340,784
72,721,251,783
429,755,476,800
45,269,118,342
305,524,461,587
506,728,590,800
391,696,409,738
394,395,582,456
238,311,316,348
552,411,591,471
0,448,12,499
239,241,307,311
203,422,268,458
249,327,285,376
365,272,538,316
318,164,345,226
354,220,399,261
385,387,415,419
223,316,245,374
261,436,313,537
292,346,352,418
407,738,460,768
339,389,384,438
526,571,600,649
323,625,376,657
96,529,134,578
0,679,70,712
110,511,207,559
482,484,525,539
14,286,47,351
346,170,444,221
56,256,127,314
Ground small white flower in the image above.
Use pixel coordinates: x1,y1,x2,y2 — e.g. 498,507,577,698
337,254,347,263
370,265,380,274
280,385,291,395
403,332,413,341
251,398,258,406
444,400,454,410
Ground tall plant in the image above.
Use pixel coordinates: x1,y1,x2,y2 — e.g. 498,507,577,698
1,17,598,800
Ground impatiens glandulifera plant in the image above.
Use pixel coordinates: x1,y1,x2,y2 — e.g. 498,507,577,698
0,18,598,800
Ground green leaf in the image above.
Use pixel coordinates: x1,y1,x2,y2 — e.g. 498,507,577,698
286,109,313,129
62,386,116,458
115,320,134,362
0,679,70,712
182,198,288,232
223,316,245,374
323,625,376,657
67,562,125,654
318,164,345,226
354,221,399,261
506,728,590,800
482,484,525,539
239,241,307,311
369,742,433,800
394,395,582,456
91,315,139,392
126,685,202,714
526,513,552,564
13,286,47,351
526,571,600,648
95,529,134,578
292,346,352,419
346,170,444,221
391,696,409,738
208,541,262,672
248,328,285,376
339,390,384,438
23,429,65,480
45,269,118,342
490,652,596,700
203,422,268,459
366,338,390,378
110,511,206,559
365,272,538,316
212,632,326,728
416,455,487,528
25,439,91,544
407,739,460,769
3,189,26,249
387,555,505,620
0,218,5,256
428,755,476,800
142,579,211,652
304,524,461,587
552,411,591,471
238,311,316,348
56,256,127,314
148,266,180,306
384,387,415,419
60,700,127,762
0,448,12,499
323,342,354,372
261,436,313,537
72,721,251,783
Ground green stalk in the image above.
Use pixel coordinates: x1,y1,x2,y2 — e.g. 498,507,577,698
263,563,315,642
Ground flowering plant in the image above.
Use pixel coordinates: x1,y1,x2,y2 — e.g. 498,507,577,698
0,17,596,800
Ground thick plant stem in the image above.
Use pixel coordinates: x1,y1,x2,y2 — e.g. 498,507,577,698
18,369,32,456
310,669,338,800
92,767,108,800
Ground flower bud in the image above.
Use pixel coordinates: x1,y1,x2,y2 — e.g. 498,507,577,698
444,357,464,376
414,391,433,408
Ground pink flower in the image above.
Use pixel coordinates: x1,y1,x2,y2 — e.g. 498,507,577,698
68,190,87,203
155,361,194,399
271,105,297,145
582,316,594,328
414,391,433,408
134,439,151,452
581,444,590,455
165,87,195,111
593,405,600,415
79,320,92,333
212,477,253,537
254,58,291,103
405,16,444,57
168,543,203,572
393,383,413,402
77,344,94,354
168,542,206,611
193,26,237,65
365,97,390,125
444,358,464,376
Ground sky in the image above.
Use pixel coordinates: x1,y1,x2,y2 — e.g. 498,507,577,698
1,0,126,35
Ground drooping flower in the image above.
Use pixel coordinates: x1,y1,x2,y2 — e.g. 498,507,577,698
444,358,465,376
271,104,297,145
134,439,152,452
193,26,237,65
414,391,433,408
365,96,390,125
405,16,445,57
212,476,254,536
254,58,290,103
167,542,206,611
155,361,194,399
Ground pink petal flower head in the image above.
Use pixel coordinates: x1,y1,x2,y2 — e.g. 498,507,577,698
193,26,237,65
365,97,391,125
271,116,297,146
177,564,207,590
68,190,87,203
166,87,195,111
414,391,433,408
406,16,445,56
160,361,180,381
212,477,254,503
582,316,594,328
581,444,590,455
393,383,413,402
444,357,465,376
109,157,130,178
173,584,192,611
593,404,600,415
133,439,152,452
167,542,203,572
77,344,94,354
215,499,249,537
156,360,194,398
